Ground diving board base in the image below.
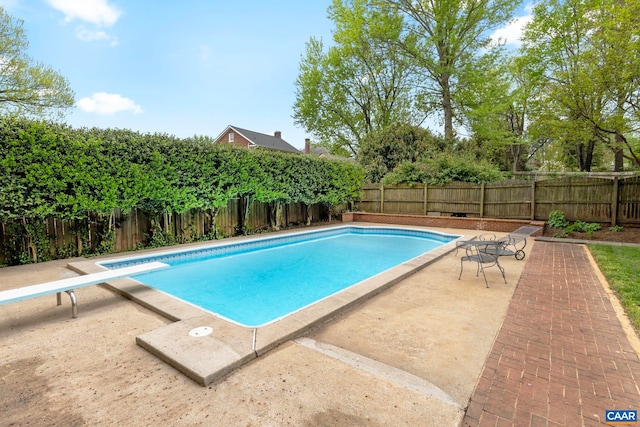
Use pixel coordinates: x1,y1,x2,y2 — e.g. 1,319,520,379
0,262,169,318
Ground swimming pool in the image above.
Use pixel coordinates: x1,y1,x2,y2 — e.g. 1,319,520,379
100,226,459,327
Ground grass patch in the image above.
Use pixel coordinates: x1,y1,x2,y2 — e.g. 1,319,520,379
589,244,640,332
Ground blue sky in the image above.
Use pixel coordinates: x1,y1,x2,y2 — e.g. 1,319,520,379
1,0,530,151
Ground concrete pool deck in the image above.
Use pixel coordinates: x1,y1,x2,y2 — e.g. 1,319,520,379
65,225,472,387
1,224,638,425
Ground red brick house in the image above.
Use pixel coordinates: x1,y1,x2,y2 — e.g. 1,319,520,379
213,125,301,154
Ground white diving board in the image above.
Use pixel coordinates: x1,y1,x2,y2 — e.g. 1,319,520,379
0,261,169,318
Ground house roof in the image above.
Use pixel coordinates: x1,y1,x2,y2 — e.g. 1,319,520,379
309,146,330,156
221,125,301,154
307,145,356,161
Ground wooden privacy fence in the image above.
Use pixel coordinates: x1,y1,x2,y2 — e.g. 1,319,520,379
0,199,322,265
109,199,321,251
2,176,638,266
356,176,640,226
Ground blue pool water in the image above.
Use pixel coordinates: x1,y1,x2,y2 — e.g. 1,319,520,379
101,227,457,327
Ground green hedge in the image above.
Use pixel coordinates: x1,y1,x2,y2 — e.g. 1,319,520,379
0,118,363,264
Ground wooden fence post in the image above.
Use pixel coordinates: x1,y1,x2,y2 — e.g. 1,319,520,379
479,183,485,218
423,184,428,215
530,180,536,221
380,184,385,213
611,177,619,226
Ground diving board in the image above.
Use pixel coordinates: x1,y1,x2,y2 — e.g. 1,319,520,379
0,261,169,318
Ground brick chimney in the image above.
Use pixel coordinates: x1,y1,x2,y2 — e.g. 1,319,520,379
274,131,281,138
304,138,311,155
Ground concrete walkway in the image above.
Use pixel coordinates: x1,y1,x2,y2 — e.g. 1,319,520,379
462,242,640,426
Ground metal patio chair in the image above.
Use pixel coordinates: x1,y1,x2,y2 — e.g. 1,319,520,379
458,240,507,288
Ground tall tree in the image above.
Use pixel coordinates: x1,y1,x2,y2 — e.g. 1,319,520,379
458,53,539,172
521,0,640,170
377,0,521,140
0,7,74,119
520,0,608,171
587,0,640,169
293,0,422,155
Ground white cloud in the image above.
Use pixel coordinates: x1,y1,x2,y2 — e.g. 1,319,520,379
490,13,533,47
75,26,119,46
46,0,121,27
46,0,122,46
77,92,143,115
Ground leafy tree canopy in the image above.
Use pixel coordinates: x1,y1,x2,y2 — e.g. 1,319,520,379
520,0,640,170
373,0,521,140
0,7,74,119
293,0,423,155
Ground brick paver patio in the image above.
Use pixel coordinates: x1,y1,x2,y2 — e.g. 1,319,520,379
463,242,640,426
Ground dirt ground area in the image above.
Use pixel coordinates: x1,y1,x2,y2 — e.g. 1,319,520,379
543,224,640,243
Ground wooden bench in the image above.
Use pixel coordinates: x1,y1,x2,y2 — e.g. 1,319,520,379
0,261,169,318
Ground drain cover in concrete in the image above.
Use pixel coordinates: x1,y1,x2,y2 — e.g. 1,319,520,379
136,316,256,386
189,326,213,337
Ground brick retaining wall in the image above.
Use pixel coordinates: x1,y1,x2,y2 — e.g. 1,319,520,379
342,212,545,235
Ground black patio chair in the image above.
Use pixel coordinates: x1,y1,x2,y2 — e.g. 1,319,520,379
458,240,507,288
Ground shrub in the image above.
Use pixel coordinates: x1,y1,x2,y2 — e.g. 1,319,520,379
568,221,601,234
382,152,508,185
547,211,602,238
359,123,444,183
547,210,569,229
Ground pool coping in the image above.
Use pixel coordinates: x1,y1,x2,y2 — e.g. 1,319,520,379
67,224,474,386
